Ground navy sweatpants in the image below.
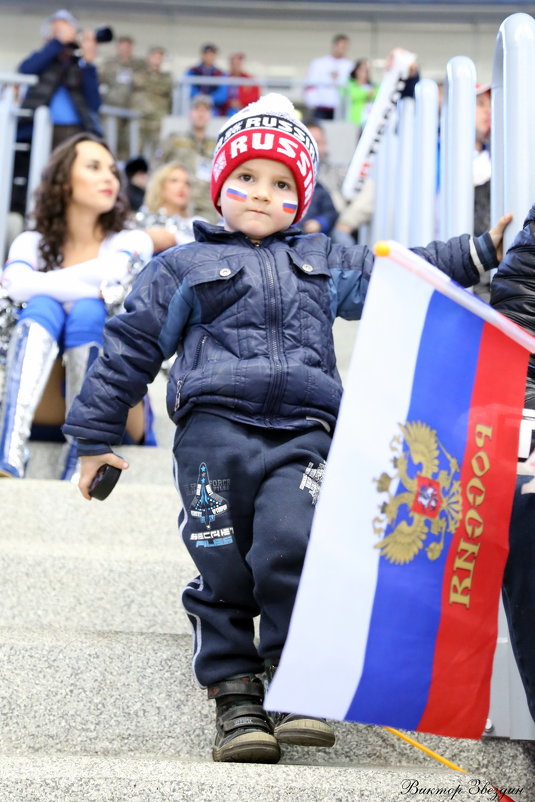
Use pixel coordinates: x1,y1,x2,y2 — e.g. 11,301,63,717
172,411,331,687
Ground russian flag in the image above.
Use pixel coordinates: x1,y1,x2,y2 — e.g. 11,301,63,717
265,241,534,739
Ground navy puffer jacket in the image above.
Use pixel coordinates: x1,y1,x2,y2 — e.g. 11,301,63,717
491,203,535,408
64,222,498,448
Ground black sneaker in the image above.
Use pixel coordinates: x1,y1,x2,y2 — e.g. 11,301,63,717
271,711,336,747
263,661,335,748
208,675,281,763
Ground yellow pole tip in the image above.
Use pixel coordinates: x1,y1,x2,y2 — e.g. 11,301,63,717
374,241,391,257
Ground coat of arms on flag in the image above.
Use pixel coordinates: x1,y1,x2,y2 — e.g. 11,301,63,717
265,241,535,739
373,421,462,564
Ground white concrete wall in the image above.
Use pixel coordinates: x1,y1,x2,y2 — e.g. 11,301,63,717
0,8,505,87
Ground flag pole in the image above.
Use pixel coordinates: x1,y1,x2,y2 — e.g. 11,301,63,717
384,727,517,801
374,241,535,354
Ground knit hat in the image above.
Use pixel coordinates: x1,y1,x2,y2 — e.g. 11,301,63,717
211,93,319,222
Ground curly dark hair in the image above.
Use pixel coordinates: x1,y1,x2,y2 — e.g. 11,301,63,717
31,133,130,272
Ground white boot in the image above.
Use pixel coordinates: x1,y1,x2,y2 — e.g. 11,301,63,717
59,342,100,481
0,319,59,478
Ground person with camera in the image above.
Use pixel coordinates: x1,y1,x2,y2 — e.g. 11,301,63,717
18,9,104,146
11,9,106,216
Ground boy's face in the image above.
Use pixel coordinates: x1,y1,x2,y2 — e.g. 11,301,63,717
220,158,299,242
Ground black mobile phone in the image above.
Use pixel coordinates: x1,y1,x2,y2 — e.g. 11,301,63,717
88,464,122,500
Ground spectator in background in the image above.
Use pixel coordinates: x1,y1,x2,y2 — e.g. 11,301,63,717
131,46,173,160
12,8,103,215
123,155,149,212
18,9,102,145
185,43,227,116
305,118,372,245
304,34,353,120
154,94,219,223
473,83,492,236
304,119,347,213
134,162,205,246
222,52,260,115
341,59,378,129
298,181,338,236
333,180,375,245
399,61,420,99
384,49,420,99
472,83,492,301
99,35,145,160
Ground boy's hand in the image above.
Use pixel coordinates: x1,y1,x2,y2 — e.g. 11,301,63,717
78,453,129,500
488,212,513,263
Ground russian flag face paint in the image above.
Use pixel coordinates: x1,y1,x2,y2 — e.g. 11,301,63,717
226,187,247,202
283,201,298,214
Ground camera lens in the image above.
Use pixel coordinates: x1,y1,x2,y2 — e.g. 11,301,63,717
95,26,114,43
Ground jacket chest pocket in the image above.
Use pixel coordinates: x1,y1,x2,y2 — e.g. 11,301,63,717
187,260,246,323
287,252,333,320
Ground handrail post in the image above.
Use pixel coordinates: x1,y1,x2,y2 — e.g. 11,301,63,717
371,111,397,243
0,87,17,259
103,114,118,156
128,117,140,158
26,105,52,216
393,97,415,246
439,56,476,239
410,79,438,246
492,12,535,251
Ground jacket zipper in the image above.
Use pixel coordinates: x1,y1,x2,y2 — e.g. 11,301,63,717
174,334,208,411
258,248,285,421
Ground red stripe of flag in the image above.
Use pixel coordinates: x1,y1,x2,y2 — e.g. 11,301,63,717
418,323,528,737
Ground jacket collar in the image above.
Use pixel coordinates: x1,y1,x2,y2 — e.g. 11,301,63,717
193,220,302,247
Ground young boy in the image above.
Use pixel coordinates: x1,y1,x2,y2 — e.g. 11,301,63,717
64,94,510,765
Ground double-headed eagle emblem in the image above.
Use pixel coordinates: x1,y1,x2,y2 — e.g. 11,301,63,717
373,421,462,565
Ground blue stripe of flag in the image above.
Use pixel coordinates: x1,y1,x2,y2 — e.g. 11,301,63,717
344,291,485,728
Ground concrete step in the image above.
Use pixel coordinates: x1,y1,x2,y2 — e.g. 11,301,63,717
0,480,181,550
0,626,533,795
0,539,194,633
0,478,194,633
0,754,491,802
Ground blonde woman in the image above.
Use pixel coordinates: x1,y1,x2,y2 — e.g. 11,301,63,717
135,162,207,245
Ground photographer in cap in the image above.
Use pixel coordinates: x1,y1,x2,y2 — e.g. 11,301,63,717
12,9,109,214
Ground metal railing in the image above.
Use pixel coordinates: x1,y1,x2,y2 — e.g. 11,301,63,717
439,55,476,239
410,78,438,246
491,11,535,251
0,87,18,259
100,104,141,159
0,86,54,257
172,74,350,118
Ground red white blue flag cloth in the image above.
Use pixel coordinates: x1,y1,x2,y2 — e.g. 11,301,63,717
265,241,535,739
